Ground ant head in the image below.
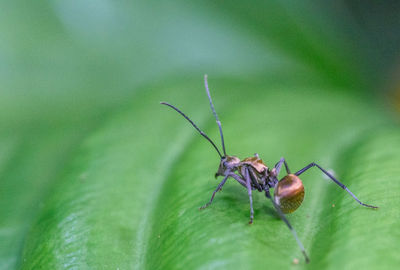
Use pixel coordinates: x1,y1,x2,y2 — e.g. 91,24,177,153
215,155,240,178
273,174,305,214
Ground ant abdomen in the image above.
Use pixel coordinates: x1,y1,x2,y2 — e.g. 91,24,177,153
274,174,305,214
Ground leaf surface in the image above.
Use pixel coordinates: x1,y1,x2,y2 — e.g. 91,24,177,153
19,81,400,269
0,1,399,270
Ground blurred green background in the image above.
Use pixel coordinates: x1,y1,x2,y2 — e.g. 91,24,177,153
0,1,399,269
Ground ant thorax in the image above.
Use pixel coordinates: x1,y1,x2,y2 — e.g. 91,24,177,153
240,156,268,174
238,156,278,190
216,155,278,190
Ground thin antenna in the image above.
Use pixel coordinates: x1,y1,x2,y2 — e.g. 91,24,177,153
204,75,227,157
160,102,223,158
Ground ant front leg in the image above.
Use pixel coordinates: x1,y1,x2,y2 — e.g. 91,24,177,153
265,188,310,263
295,162,378,209
227,172,247,188
244,167,255,224
200,170,231,210
214,169,254,223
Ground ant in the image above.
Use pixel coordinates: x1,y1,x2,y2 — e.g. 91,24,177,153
160,75,378,263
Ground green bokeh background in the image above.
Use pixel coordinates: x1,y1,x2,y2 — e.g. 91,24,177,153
0,1,399,269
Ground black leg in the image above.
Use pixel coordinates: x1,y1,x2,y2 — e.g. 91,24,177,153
228,172,247,188
265,188,310,263
244,168,255,224
200,173,230,209
274,157,291,175
248,166,263,191
295,162,378,208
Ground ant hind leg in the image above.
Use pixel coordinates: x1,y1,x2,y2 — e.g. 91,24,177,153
295,162,378,208
265,188,310,263
274,157,291,175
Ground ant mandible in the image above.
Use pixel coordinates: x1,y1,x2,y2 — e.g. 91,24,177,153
160,75,378,263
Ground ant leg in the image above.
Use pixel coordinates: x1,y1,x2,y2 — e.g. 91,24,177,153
295,163,378,208
228,172,247,188
200,172,230,210
248,166,263,191
265,188,310,263
214,170,255,223
274,157,291,175
244,168,255,224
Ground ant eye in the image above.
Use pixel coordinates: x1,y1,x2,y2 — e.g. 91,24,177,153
274,174,305,214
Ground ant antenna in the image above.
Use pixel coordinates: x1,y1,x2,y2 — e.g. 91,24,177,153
204,75,227,157
160,102,223,158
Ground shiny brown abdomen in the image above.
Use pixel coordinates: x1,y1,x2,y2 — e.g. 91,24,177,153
274,174,305,214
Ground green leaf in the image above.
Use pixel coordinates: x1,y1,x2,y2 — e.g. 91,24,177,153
18,80,400,269
0,128,92,269
0,1,399,270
